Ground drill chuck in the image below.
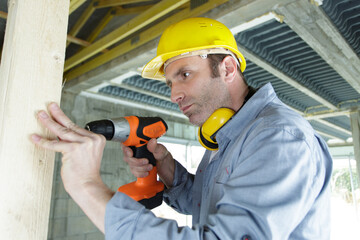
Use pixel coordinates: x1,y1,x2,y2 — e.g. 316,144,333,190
85,118,130,142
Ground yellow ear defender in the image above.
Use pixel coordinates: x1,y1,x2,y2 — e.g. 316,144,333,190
198,108,235,151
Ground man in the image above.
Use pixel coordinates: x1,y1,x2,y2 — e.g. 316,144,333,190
32,18,332,239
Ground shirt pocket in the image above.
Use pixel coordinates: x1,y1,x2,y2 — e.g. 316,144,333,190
215,165,231,184
209,165,232,208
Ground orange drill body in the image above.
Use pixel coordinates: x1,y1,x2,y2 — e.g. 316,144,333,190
85,116,168,209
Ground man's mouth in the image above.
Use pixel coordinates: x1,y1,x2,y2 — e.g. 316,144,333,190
180,104,192,114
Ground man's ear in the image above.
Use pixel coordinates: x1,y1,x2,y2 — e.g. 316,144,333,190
221,56,237,83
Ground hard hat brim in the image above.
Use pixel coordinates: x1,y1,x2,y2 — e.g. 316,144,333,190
142,45,246,81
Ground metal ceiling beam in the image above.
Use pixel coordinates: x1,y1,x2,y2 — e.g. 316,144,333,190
236,45,338,110
317,130,344,141
313,118,352,136
276,0,360,93
82,90,186,119
304,109,350,120
328,142,353,148
64,0,189,72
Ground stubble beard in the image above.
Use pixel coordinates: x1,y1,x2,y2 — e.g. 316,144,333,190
186,77,231,127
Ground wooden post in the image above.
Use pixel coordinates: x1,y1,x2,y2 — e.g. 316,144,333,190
0,1,69,239
350,110,360,186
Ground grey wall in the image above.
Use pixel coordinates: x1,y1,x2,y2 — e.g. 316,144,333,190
47,91,197,240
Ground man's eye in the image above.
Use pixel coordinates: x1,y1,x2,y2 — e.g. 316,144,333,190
166,80,172,88
183,72,190,78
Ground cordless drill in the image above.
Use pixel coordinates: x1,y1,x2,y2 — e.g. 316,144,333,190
85,116,168,209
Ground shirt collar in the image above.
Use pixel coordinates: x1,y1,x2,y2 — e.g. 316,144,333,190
216,82,277,150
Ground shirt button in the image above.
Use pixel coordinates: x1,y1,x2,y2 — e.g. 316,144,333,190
198,203,200,207
241,235,251,240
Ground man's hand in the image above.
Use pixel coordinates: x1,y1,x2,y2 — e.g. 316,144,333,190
31,102,114,233
122,138,175,188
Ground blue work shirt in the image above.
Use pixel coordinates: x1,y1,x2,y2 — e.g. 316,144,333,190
105,83,332,239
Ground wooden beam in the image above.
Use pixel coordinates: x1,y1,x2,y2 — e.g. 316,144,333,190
94,0,155,9
67,0,96,47
115,5,153,15
67,34,92,47
0,0,69,239
64,0,228,81
67,35,109,53
86,9,115,43
0,10,7,19
64,0,189,72
69,0,87,14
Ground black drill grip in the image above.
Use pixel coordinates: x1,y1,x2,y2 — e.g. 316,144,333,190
130,144,156,166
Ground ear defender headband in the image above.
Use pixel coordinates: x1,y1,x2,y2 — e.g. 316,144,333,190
198,108,235,151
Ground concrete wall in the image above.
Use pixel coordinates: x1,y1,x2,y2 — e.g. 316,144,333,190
47,91,197,240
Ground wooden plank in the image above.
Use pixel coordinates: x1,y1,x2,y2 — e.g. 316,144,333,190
64,0,228,81
0,0,69,239
94,0,154,8
64,0,189,71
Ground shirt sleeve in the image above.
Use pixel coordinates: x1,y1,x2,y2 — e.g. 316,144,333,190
105,191,215,240
163,160,195,214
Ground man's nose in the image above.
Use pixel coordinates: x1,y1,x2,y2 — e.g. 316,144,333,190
170,85,184,103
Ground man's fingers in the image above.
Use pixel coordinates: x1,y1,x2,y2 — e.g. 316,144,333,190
147,138,169,160
31,134,73,153
126,156,152,178
47,103,91,136
122,145,152,177
37,110,84,142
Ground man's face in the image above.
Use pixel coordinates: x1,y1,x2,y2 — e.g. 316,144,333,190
165,55,231,126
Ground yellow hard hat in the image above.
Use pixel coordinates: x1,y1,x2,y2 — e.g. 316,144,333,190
142,17,246,81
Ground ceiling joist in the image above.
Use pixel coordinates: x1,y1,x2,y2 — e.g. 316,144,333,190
86,9,115,44
67,0,96,47
64,0,229,81
237,44,338,110
94,0,156,9
69,0,87,15
314,118,352,136
115,4,154,15
64,0,189,72
276,0,360,93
